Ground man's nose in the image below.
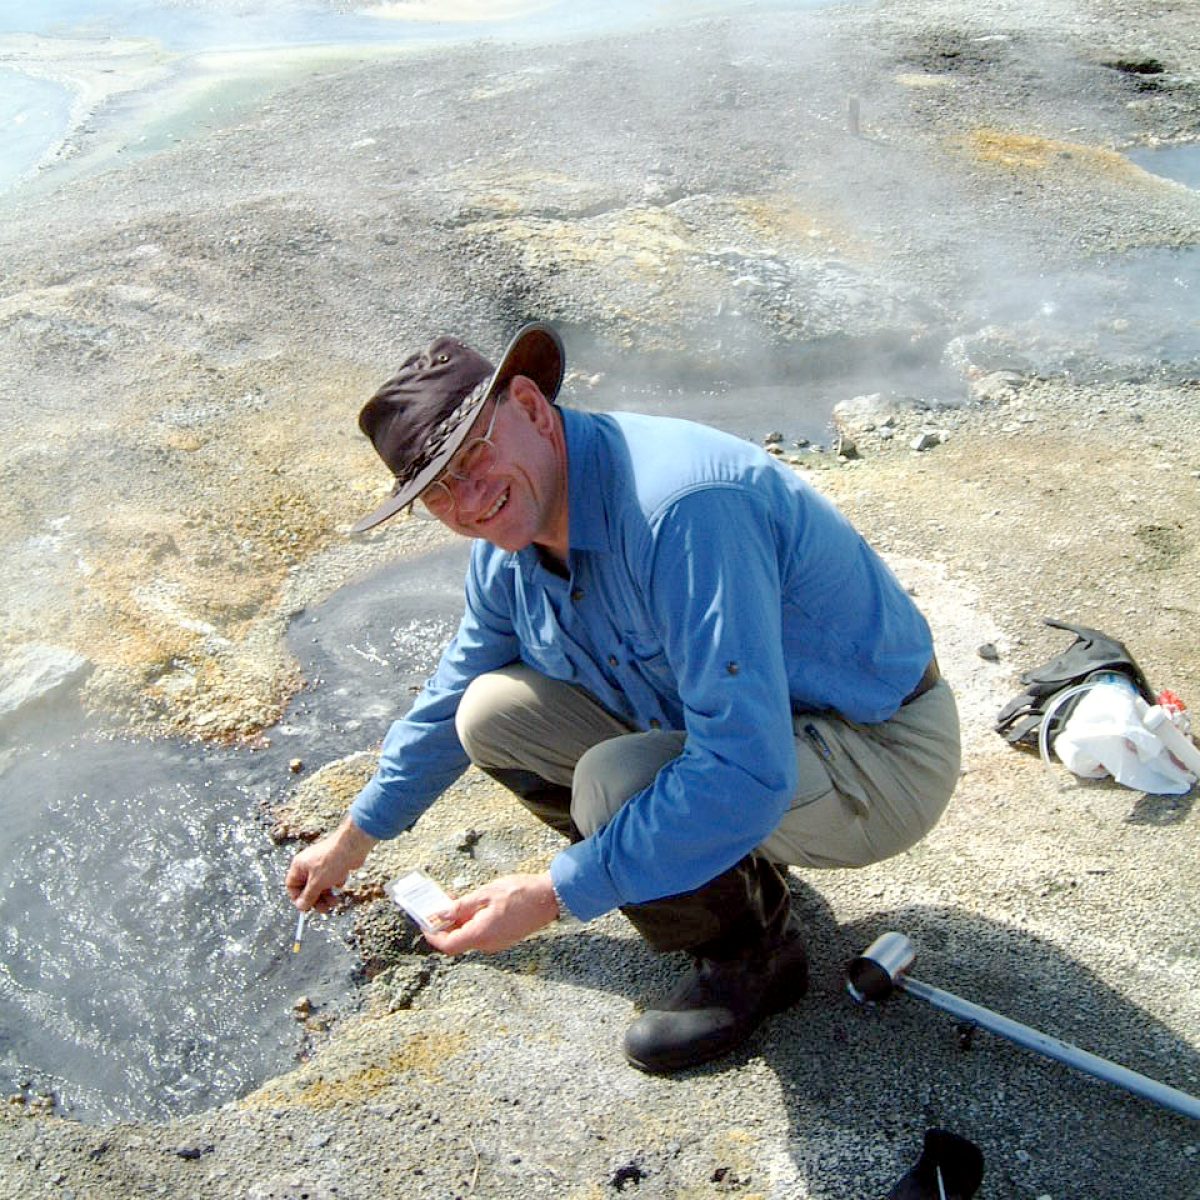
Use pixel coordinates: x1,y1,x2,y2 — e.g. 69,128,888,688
449,470,489,514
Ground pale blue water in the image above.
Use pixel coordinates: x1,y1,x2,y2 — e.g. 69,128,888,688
0,0,828,194
1128,143,1200,190
1,0,818,45
0,66,73,190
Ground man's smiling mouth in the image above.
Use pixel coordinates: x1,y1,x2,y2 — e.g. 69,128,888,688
481,488,509,522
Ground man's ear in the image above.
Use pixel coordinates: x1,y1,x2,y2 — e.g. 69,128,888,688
508,374,554,430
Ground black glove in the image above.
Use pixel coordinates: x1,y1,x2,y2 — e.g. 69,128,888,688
995,617,1154,750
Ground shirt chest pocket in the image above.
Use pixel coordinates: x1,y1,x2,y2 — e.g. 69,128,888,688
514,588,577,681
620,627,671,684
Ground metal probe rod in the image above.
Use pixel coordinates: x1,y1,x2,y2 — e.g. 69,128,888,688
897,972,1200,1121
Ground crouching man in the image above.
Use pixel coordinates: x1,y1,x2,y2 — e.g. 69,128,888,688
286,322,960,1073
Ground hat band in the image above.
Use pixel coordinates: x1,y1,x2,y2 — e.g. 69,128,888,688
390,377,491,496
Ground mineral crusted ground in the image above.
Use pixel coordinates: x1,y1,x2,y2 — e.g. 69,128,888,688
1,1,1198,1197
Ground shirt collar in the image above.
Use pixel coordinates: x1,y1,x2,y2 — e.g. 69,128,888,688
561,407,614,556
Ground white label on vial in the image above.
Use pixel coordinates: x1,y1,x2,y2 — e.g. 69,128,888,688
385,869,454,933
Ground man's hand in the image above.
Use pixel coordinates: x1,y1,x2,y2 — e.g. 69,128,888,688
424,872,560,955
286,816,377,913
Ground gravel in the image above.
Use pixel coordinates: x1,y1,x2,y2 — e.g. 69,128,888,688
1,1,1198,1197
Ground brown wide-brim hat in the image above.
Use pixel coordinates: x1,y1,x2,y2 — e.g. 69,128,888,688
350,322,565,533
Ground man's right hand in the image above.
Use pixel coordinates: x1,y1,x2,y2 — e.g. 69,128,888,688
285,816,377,913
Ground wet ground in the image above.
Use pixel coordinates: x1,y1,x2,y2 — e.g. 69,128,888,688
0,701,357,1123
0,0,1197,1194
0,544,469,1122
1129,142,1200,189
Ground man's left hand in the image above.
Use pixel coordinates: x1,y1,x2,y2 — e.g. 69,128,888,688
424,872,561,955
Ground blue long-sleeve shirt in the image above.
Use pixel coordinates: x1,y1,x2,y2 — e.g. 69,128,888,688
350,407,932,921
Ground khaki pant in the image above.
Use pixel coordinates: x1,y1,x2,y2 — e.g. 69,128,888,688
456,664,960,871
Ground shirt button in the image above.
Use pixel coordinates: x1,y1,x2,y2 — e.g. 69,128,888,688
726,661,740,675
571,588,584,602
649,718,661,730
608,654,619,667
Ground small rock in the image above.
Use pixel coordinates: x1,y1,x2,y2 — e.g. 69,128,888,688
174,1144,213,1160
611,1162,646,1190
457,829,482,855
977,643,1000,661
763,431,784,445
970,370,1026,404
0,644,92,723
292,995,312,1018
836,435,860,461
288,758,303,773
910,431,941,452
832,391,902,430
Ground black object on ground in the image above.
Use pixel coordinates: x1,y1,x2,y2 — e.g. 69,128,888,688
885,1128,984,1200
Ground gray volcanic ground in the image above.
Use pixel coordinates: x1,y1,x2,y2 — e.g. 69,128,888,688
1,1,1199,1197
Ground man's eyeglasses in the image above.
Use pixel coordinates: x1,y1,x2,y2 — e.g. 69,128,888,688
417,391,504,519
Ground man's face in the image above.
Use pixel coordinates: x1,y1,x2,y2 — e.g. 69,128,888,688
418,375,567,555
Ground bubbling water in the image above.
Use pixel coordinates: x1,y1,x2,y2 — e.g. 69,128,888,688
0,541,471,1123
0,734,354,1122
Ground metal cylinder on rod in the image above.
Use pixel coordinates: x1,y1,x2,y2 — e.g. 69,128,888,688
847,932,1200,1122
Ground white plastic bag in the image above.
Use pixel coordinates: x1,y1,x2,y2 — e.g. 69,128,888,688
1053,676,1195,795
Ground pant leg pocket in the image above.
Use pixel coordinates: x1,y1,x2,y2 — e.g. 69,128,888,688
790,724,838,810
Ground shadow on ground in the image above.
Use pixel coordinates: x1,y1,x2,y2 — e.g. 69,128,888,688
479,880,1199,1199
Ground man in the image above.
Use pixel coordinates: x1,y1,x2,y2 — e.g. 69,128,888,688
286,322,960,1074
